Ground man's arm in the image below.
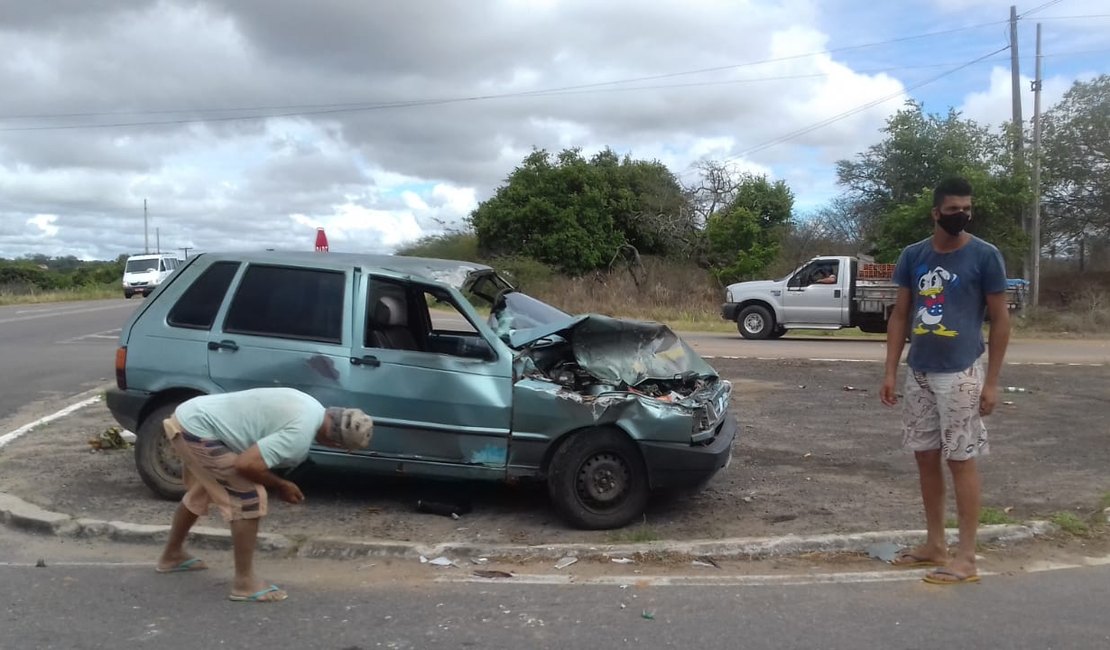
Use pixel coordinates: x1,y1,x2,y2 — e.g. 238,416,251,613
980,292,1011,416
881,287,913,406
233,445,305,504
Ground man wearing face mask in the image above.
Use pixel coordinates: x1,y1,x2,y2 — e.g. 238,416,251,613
879,176,1011,586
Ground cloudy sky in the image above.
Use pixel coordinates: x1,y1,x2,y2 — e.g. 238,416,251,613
1,0,1107,261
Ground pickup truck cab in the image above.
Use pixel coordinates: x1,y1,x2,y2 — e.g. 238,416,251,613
720,255,1027,339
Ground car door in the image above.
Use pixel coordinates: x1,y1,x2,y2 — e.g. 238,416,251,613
781,258,848,325
342,273,513,472
206,262,355,408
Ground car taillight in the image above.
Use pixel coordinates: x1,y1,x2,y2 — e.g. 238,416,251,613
115,347,127,390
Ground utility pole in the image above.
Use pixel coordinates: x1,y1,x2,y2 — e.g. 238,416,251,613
143,198,149,254
156,227,161,254
1030,22,1043,307
1009,5,1030,282
180,247,192,260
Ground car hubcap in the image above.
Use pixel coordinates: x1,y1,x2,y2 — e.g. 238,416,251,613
157,437,182,480
577,453,629,509
744,314,764,333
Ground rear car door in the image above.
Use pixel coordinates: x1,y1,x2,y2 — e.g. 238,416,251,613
205,262,355,407
340,273,513,473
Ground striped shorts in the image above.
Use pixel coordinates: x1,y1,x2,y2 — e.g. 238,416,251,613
164,416,268,521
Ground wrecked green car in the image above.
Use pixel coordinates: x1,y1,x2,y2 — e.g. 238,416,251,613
106,252,737,529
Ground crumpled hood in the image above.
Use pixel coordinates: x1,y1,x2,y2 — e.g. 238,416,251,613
509,314,718,387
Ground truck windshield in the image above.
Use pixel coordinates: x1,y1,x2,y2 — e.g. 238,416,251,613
125,259,159,272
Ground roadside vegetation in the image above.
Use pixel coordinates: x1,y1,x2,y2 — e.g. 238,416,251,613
0,255,123,306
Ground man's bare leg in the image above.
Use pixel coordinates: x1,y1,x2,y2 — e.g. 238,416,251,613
896,450,949,564
229,518,285,600
945,458,981,578
157,503,206,571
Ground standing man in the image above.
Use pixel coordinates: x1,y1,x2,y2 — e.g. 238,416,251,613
154,387,373,602
880,177,1011,585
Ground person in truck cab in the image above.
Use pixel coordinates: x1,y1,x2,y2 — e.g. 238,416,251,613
813,268,837,284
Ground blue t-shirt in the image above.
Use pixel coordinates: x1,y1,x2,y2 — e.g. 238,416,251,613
174,387,326,469
893,235,1008,373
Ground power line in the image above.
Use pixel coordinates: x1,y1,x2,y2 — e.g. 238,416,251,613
0,20,1012,130
683,45,1012,174
1020,0,1066,18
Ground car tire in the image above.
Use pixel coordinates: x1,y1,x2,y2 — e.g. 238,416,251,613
547,428,650,530
124,292,133,299
135,402,187,501
737,305,774,340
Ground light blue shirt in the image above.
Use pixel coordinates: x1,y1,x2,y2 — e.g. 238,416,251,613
175,387,326,469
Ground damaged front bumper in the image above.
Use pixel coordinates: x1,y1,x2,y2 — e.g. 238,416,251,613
639,411,736,490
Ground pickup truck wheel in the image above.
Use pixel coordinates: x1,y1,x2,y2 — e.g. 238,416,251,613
135,402,187,501
737,305,774,340
769,326,787,339
547,428,649,530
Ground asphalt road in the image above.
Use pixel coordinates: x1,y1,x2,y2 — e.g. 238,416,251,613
0,299,140,427
1,528,1107,649
2,297,1107,430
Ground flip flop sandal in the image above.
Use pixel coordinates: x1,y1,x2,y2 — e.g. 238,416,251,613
891,551,944,568
156,557,208,573
228,585,288,602
922,567,981,585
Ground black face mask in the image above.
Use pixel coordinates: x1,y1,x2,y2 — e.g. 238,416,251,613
937,211,970,236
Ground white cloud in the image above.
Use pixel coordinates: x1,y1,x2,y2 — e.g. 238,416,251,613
0,0,1104,260
958,65,1084,127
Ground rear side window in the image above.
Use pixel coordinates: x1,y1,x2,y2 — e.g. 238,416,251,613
223,265,345,343
167,261,240,330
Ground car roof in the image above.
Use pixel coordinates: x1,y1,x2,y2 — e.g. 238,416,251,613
195,250,493,287
127,253,178,259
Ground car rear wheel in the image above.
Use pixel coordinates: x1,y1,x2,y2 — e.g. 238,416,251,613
135,402,187,500
547,428,649,530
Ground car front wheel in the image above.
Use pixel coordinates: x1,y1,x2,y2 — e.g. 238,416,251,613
135,402,187,500
547,428,650,530
737,305,774,339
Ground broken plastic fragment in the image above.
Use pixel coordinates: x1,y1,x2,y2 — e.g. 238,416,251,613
554,556,579,569
866,542,902,563
641,610,655,620
427,556,455,567
611,557,635,564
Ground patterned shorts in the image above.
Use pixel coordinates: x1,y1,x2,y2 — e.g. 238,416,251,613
901,361,990,461
164,416,268,521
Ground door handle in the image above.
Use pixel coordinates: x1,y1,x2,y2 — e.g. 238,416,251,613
350,355,381,367
207,340,239,352
834,289,842,298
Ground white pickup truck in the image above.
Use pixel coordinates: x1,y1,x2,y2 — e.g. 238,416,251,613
720,255,1028,339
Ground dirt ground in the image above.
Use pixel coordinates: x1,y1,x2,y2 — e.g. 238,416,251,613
1,359,1107,548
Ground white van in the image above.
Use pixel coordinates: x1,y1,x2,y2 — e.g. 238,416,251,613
122,253,181,299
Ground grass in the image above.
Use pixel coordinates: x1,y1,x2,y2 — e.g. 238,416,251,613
946,507,1019,529
607,525,661,543
0,284,118,306
1050,512,1090,536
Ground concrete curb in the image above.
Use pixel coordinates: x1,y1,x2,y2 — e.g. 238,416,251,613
1,492,1059,564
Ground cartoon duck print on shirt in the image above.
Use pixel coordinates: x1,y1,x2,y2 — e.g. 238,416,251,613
913,265,960,337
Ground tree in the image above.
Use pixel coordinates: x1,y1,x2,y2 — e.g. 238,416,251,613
704,174,794,284
1040,75,1110,259
468,148,690,275
830,101,1028,265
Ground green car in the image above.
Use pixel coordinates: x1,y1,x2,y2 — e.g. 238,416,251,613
107,251,737,529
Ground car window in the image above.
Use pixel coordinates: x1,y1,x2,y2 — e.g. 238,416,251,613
425,288,478,335
224,265,345,343
167,261,240,330
364,279,422,351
